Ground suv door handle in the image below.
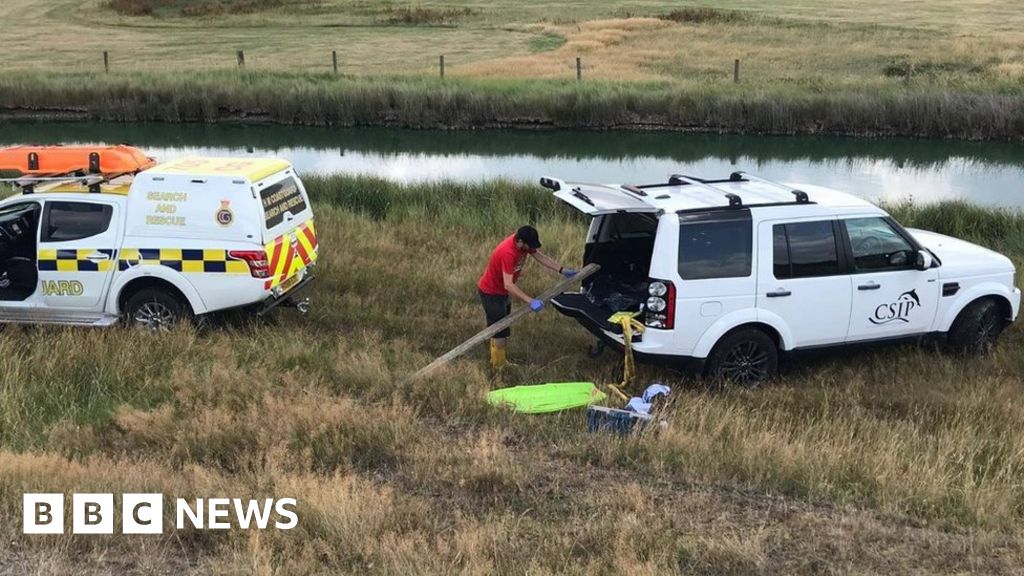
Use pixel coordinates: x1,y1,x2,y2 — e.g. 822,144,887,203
85,251,110,261
766,289,791,298
858,282,880,291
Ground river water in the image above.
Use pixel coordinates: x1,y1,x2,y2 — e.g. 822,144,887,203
1,122,1022,208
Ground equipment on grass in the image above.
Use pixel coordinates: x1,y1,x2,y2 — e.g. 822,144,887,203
486,382,606,414
587,405,651,435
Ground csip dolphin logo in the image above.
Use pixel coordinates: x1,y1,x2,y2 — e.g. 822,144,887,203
23,494,298,534
870,289,921,325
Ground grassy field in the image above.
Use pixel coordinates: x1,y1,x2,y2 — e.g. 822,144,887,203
1,1,1024,136
3,176,1024,573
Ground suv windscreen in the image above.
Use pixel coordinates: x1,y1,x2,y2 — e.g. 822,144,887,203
844,217,915,271
42,202,113,242
773,220,841,279
678,211,752,280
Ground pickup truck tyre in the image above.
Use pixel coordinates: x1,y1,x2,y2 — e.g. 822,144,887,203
948,298,1004,355
705,327,779,388
124,288,192,332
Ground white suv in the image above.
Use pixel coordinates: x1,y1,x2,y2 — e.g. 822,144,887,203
543,172,1020,385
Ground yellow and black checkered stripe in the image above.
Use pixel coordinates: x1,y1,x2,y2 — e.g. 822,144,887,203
118,249,250,274
38,249,117,272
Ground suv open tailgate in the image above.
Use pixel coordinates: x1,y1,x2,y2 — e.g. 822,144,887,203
541,177,659,216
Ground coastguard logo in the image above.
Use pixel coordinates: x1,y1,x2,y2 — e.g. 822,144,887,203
216,200,234,227
870,289,920,325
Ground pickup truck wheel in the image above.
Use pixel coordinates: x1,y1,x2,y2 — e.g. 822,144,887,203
705,328,778,388
124,288,191,332
948,298,1004,355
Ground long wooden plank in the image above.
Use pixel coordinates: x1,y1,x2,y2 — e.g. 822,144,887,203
408,263,600,383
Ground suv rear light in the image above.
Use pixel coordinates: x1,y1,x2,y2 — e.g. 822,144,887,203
644,279,675,329
228,250,270,278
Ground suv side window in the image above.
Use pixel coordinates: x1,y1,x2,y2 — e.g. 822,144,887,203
41,202,113,243
678,211,752,280
844,217,915,272
773,220,841,279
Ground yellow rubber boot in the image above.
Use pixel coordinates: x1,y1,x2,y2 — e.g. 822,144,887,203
489,340,508,372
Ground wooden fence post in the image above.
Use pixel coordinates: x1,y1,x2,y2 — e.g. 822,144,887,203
332,50,338,74
103,51,109,73
576,56,582,80
237,50,246,69
439,54,445,79
733,58,740,83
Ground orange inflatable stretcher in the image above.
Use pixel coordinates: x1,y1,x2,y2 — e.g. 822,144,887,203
0,145,156,176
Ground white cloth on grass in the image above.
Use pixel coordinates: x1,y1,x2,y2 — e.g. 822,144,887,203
625,383,671,415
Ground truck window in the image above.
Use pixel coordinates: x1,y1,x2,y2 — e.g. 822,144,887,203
773,220,840,279
41,202,113,242
843,217,915,272
678,211,752,280
260,177,307,229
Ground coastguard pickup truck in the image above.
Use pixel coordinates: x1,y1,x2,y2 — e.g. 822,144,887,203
543,172,1020,386
0,146,317,329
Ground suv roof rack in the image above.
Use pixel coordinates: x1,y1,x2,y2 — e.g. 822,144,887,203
729,171,811,204
668,173,744,207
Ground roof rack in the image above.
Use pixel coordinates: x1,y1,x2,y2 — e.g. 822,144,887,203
729,171,810,204
668,173,743,207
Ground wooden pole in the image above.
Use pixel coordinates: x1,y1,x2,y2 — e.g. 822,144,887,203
439,54,445,79
332,50,338,74
733,58,740,83
237,50,246,69
407,263,601,383
576,56,582,81
103,51,109,73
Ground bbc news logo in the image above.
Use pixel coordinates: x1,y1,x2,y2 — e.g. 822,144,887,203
23,494,298,534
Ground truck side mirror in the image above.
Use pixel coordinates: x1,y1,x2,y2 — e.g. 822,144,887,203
915,250,934,271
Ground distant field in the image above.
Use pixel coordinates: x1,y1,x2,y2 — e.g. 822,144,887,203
3,177,1024,573
0,1,1022,137
1,0,1023,84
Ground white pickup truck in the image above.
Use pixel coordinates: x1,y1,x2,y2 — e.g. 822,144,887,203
0,147,317,329
543,172,1019,386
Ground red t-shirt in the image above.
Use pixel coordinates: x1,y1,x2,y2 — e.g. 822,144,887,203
478,234,528,296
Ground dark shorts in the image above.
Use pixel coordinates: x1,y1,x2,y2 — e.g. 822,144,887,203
479,290,512,339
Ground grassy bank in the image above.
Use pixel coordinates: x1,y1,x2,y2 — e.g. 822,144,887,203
3,72,1024,138
3,0,1024,137
3,176,1024,573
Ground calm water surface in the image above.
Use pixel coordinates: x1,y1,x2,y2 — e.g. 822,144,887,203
1,122,1022,208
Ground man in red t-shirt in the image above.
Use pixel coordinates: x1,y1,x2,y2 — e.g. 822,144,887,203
478,225,577,371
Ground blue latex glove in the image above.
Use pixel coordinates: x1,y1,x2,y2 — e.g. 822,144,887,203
530,299,545,313
562,267,578,278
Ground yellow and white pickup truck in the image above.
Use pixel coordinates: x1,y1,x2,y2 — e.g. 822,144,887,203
0,146,317,329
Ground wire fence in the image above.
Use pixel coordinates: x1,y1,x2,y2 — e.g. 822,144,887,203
88,50,777,83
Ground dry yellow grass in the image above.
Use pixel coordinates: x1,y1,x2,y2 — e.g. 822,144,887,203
3,179,1024,572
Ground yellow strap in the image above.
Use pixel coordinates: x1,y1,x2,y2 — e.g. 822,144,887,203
607,312,645,392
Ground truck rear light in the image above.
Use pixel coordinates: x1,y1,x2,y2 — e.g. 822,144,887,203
228,250,271,278
644,279,675,329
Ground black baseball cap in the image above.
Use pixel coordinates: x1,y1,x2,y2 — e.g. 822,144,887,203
515,225,542,250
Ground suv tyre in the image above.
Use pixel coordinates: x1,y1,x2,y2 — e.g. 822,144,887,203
705,327,779,388
948,298,1004,355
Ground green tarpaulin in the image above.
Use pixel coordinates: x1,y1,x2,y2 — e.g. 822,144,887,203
486,382,606,414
